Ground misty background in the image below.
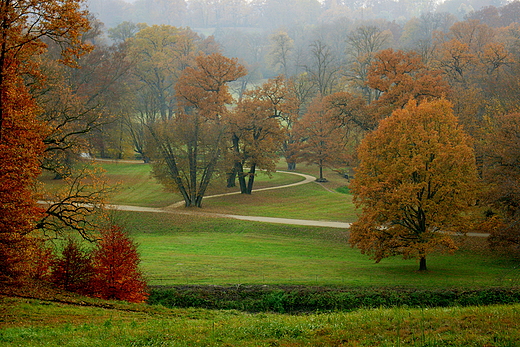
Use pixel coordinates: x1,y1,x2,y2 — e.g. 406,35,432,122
84,0,518,82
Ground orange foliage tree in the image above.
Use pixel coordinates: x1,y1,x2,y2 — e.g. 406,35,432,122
482,112,520,250
367,49,450,124
89,225,148,303
350,98,478,271
149,53,246,207
0,0,90,282
227,76,296,193
292,96,349,182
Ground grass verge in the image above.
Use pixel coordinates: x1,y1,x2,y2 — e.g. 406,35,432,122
1,296,519,346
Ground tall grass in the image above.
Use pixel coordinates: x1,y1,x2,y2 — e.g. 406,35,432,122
1,297,519,346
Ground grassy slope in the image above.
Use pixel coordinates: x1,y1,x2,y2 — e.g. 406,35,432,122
26,160,520,345
116,212,518,287
1,296,519,346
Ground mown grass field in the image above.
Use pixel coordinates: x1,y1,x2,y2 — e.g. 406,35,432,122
117,211,519,287
1,296,519,346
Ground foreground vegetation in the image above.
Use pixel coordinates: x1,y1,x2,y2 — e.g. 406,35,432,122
1,296,519,346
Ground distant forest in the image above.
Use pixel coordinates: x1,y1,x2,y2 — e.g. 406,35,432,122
86,0,519,80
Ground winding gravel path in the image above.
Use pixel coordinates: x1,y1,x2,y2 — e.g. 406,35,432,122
74,160,490,235
106,170,352,229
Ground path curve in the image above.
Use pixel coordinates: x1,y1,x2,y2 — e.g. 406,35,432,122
107,203,352,229
87,159,489,236
167,170,316,208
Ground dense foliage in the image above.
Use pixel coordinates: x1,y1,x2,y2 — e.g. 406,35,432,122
350,99,478,271
149,285,520,313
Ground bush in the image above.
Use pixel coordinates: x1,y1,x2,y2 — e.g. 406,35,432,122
51,238,93,294
148,285,520,313
89,225,148,303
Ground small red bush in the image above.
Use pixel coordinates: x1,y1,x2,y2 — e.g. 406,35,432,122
89,225,148,303
51,238,93,294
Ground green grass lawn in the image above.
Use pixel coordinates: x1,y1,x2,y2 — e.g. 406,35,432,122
115,211,519,288
14,160,520,345
202,183,356,222
41,160,357,221
1,296,519,346
96,161,309,208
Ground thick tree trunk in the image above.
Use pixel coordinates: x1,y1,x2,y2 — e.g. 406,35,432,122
226,167,237,188
245,164,256,194
236,163,247,194
419,256,427,271
287,161,296,171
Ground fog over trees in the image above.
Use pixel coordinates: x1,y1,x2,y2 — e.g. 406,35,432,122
84,0,518,81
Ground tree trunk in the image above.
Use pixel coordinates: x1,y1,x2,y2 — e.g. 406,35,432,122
236,162,247,194
245,164,256,194
419,256,427,271
287,161,296,171
226,167,237,188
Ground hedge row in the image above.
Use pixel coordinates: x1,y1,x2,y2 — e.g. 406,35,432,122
147,285,520,313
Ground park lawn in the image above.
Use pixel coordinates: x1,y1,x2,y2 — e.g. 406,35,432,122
201,182,356,222
116,211,518,288
1,296,519,346
39,160,307,208
40,159,356,221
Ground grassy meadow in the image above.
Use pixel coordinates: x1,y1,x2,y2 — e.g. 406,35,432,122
116,211,518,288
1,296,519,346
11,159,518,345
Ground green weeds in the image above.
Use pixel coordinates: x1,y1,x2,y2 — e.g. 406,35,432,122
1,297,519,346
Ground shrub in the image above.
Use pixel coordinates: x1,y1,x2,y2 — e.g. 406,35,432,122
148,285,520,313
89,225,148,303
51,238,93,294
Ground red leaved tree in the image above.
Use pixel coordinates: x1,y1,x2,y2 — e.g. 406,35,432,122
51,238,93,294
0,68,47,282
89,226,148,303
0,0,90,283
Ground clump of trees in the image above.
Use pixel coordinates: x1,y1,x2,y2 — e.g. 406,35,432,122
2,0,520,286
51,225,148,303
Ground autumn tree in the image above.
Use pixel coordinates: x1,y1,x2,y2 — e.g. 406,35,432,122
149,53,246,207
0,0,90,281
125,25,217,162
89,225,148,303
350,98,478,271
345,25,391,103
481,112,520,251
51,238,93,294
291,96,349,181
432,19,512,135
366,48,451,124
227,76,294,193
323,91,371,131
35,21,125,240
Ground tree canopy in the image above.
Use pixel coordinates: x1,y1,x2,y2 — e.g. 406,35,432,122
350,98,478,271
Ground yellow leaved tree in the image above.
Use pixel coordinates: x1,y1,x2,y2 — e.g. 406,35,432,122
350,98,478,271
